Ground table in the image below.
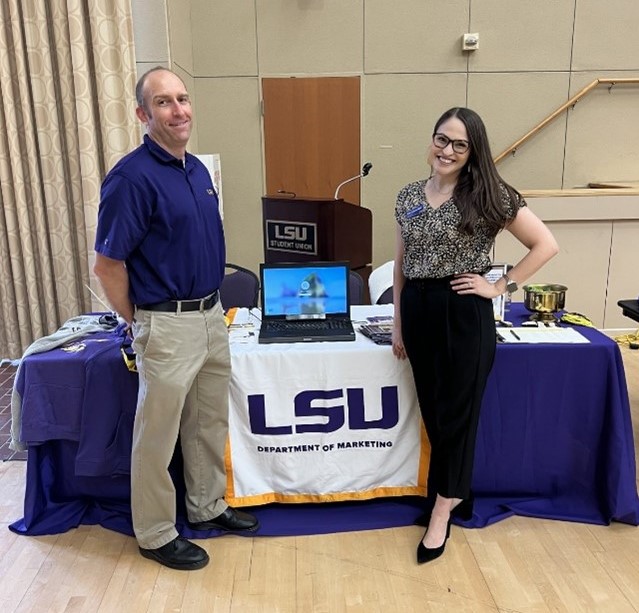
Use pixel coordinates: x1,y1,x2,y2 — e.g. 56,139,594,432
10,304,639,538
225,305,426,506
618,299,639,324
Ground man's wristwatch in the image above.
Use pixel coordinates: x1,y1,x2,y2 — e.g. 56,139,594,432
503,274,518,294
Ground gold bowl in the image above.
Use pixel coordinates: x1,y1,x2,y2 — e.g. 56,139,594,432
523,284,567,315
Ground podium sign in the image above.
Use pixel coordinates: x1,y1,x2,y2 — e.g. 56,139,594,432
265,220,318,256
262,196,372,269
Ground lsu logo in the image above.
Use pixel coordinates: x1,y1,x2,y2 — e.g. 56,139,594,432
248,386,399,434
274,225,307,241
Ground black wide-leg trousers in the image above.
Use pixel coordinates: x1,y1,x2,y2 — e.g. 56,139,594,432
401,277,496,501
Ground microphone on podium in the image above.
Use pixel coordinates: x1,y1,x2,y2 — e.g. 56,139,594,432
333,162,373,200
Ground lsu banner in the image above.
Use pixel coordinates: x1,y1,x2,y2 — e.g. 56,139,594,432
225,343,429,506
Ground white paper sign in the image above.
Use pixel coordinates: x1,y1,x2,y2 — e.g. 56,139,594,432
484,262,508,321
195,153,223,219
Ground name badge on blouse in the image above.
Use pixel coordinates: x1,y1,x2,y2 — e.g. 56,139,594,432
405,203,424,219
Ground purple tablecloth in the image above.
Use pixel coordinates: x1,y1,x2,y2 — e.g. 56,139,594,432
10,305,639,537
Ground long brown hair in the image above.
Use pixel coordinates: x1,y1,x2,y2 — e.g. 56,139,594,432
433,107,521,234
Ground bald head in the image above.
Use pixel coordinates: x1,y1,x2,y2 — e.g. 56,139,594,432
134,68,193,159
136,67,187,113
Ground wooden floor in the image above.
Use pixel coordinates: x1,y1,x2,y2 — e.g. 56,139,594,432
1,348,638,612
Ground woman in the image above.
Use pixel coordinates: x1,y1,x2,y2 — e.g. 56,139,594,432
391,107,558,564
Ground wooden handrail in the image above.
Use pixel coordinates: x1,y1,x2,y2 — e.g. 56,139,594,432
494,78,639,164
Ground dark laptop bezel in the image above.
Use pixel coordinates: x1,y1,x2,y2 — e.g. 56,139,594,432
259,260,352,322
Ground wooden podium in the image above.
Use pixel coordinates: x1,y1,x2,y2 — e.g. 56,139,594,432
262,196,372,273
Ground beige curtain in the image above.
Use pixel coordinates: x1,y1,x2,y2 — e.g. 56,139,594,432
0,0,139,358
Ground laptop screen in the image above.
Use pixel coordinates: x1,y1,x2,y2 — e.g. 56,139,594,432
260,262,350,319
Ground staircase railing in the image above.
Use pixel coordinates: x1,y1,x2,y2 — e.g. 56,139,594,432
494,77,639,164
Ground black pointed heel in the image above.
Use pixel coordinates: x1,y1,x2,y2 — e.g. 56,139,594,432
416,520,451,565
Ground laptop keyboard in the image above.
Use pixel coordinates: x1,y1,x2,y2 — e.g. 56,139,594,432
267,319,352,332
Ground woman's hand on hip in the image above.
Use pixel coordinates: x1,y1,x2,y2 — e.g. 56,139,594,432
451,273,501,298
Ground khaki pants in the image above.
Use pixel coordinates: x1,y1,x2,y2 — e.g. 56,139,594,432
131,301,231,549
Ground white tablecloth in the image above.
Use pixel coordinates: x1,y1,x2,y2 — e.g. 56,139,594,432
226,305,428,505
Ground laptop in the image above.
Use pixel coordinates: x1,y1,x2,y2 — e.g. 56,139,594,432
258,261,356,344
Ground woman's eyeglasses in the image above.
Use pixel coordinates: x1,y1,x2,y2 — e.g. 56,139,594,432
432,133,470,154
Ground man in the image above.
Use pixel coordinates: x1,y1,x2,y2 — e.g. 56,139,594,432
94,67,258,571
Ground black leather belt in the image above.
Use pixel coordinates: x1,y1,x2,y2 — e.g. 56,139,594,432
136,290,219,313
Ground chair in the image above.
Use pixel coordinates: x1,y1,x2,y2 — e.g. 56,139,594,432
368,261,394,304
349,270,365,305
376,287,394,305
220,263,260,309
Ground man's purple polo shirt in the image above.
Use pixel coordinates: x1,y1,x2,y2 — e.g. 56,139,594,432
95,135,225,305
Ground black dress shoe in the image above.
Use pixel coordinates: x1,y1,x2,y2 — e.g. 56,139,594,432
190,507,259,532
416,520,451,565
139,536,209,570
